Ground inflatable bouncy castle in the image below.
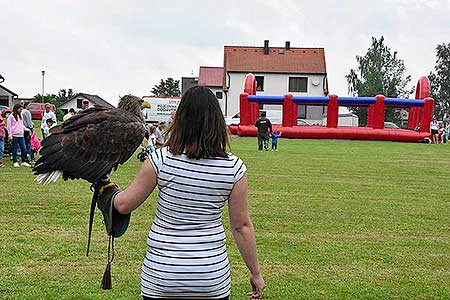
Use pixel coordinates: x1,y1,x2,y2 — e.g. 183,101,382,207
229,74,434,142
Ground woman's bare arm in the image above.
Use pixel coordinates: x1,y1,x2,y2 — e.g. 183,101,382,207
228,174,265,298
114,160,157,214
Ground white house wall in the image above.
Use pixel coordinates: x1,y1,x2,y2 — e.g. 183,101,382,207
205,87,225,113
60,96,91,112
0,89,14,107
225,72,326,121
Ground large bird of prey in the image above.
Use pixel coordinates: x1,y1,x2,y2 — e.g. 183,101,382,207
33,95,145,183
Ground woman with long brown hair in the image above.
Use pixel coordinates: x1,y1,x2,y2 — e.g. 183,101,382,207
99,86,265,299
7,104,30,167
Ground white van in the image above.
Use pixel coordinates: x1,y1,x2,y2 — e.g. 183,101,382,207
142,97,180,124
322,107,359,127
224,110,282,126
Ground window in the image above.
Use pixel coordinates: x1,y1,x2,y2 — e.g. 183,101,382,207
298,105,307,119
215,91,223,99
29,104,40,110
77,98,83,108
289,77,308,92
255,76,264,91
0,96,9,106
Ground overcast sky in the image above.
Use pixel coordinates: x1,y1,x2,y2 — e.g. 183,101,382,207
1,0,449,106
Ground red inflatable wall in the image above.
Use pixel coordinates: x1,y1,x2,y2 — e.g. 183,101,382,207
234,74,433,143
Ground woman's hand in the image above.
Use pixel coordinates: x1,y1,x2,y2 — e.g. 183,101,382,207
247,273,265,299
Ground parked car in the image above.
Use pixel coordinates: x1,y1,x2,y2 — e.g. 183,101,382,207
225,110,283,126
1,103,55,120
384,122,400,129
297,119,312,126
224,112,240,126
0,105,8,113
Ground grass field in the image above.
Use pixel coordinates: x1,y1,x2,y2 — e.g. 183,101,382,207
1,137,450,300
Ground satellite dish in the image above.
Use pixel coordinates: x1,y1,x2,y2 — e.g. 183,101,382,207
312,80,320,86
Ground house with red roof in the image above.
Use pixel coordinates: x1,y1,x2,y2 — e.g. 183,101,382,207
198,66,225,111
223,40,328,122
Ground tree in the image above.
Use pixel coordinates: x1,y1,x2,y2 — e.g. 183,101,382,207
346,36,413,126
429,43,450,118
151,78,181,97
57,88,75,103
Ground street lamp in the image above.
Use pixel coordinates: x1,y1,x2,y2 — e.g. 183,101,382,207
41,70,45,102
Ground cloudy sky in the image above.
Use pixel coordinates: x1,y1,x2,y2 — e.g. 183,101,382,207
1,0,449,106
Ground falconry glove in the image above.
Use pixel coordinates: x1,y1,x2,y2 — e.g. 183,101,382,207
96,181,130,238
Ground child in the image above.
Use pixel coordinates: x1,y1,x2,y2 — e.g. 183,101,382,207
30,131,41,160
148,125,156,153
43,118,55,139
270,130,282,151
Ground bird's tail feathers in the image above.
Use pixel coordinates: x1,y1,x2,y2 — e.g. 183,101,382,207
35,170,63,184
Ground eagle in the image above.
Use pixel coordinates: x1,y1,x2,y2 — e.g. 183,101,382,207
33,95,146,272
33,95,145,183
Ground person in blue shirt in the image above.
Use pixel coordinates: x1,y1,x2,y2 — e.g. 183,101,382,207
270,130,281,151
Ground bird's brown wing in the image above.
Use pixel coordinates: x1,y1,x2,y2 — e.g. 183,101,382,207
33,107,145,183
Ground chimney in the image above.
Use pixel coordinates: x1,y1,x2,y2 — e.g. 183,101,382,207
263,40,269,55
285,41,291,50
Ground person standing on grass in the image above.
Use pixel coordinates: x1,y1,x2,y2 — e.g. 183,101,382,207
97,86,265,300
41,103,56,137
22,102,35,163
255,111,272,151
0,117,5,168
42,118,55,139
430,116,439,144
7,104,30,168
270,130,282,151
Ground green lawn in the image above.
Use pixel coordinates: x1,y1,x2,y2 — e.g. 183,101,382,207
1,137,450,300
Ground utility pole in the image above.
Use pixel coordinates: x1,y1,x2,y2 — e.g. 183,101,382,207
41,70,45,102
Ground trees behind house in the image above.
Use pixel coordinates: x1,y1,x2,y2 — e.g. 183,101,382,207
429,43,450,118
57,88,75,103
151,78,181,97
346,36,413,126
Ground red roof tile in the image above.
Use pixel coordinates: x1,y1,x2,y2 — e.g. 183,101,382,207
198,66,224,87
224,46,326,74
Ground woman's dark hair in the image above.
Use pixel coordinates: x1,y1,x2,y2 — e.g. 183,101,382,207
166,86,229,159
12,104,22,121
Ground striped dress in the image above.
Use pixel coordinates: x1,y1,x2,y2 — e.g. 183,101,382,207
142,147,247,299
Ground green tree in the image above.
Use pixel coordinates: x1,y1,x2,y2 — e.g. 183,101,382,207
151,78,181,97
429,43,450,118
346,36,413,126
57,88,75,103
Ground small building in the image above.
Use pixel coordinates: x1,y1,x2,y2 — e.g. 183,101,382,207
198,66,225,112
59,93,114,113
0,85,18,107
223,40,328,123
181,77,198,95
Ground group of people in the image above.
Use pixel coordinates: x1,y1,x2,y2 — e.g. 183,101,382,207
0,102,56,168
429,115,450,144
255,111,282,151
144,121,167,153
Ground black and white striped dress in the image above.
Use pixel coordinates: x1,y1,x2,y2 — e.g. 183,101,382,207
142,147,247,299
